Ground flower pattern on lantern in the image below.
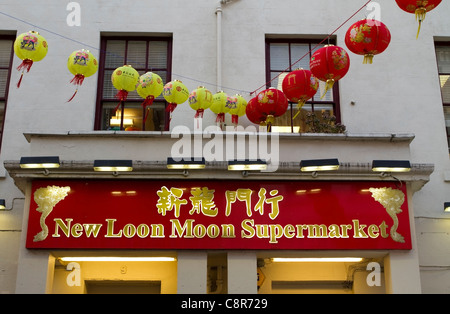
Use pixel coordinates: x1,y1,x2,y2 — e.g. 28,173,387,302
246,97,266,126
345,19,391,64
282,69,319,118
395,0,442,38
136,72,164,129
67,49,98,102
256,88,288,130
310,45,350,99
227,94,247,126
163,80,190,121
189,86,213,119
14,31,48,88
210,91,230,126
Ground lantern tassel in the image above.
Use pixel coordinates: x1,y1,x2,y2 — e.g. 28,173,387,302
141,96,155,126
67,89,78,103
166,103,177,122
114,90,129,112
16,72,24,88
195,109,204,118
415,7,427,39
293,100,306,120
67,74,86,102
232,114,239,126
363,54,374,64
266,114,274,132
216,113,225,124
320,79,335,99
16,59,34,88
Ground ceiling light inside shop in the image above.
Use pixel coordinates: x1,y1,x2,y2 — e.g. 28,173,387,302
59,257,176,262
271,257,363,263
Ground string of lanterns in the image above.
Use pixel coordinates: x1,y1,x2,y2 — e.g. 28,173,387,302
11,0,442,130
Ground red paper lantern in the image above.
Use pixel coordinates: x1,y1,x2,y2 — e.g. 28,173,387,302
395,0,442,38
310,45,350,98
246,97,266,125
345,19,391,64
281,69,319,117
256,88,288,129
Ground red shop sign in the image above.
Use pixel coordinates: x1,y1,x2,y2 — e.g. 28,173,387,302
26,180,411,250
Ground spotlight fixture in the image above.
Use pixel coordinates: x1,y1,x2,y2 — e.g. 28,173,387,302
0,199,5,210
445,202,450,213
371,160,411,172
167,157,206,169
227,159,267,171
19,156,60,169
93,160,133,172
300,158,339,172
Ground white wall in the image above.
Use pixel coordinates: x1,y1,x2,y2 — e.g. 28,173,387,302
0,0,449,293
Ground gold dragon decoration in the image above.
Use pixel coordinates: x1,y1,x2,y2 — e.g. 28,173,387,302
369,187,406,243
33,185,71,242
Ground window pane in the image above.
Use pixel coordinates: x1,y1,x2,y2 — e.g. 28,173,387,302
102,101,165,131
105,40,126,68
440,75,450,103
436,46,450,73
103,69,115,99
290,44,310,70
148,41,168,69
0,69,8,97
127,41,147,69
316,80,333,102
270,43,290,71
0,40,12,67
445,107,450,152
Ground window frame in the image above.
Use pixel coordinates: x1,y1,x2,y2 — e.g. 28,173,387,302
0,34,15,154
435,41,450,153
94,35,173,131
265,37,341,133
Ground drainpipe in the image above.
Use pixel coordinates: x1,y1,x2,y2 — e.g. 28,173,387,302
215,2,223,91
215,0,237,91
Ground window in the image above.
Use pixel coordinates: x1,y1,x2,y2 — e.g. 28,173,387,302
435,42,450,153
265,38,341,133
95,36,172,131
0,35,14,153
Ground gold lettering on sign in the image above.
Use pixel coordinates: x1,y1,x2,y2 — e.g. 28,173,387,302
369,187,405,243
33,186,71,242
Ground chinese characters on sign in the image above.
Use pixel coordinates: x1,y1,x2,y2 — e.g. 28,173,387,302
156,186,283,220
26,180,412,250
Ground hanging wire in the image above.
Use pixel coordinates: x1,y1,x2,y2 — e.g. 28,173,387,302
250,0,373,96
1,0,372,97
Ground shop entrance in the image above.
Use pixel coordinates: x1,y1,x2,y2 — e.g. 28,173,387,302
257,256,386,294
51,255,177,294
85,280,161,294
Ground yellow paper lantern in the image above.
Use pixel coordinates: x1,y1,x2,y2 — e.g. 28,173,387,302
13,31,48,87
111,65,139,101
137,72,164,101
210,91,230,124
67,49,98,102
163,80,190,114
228,94,248,126
136,72,164,127
189,86,213,118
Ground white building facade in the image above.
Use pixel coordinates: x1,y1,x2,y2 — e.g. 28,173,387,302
0,0,449,294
